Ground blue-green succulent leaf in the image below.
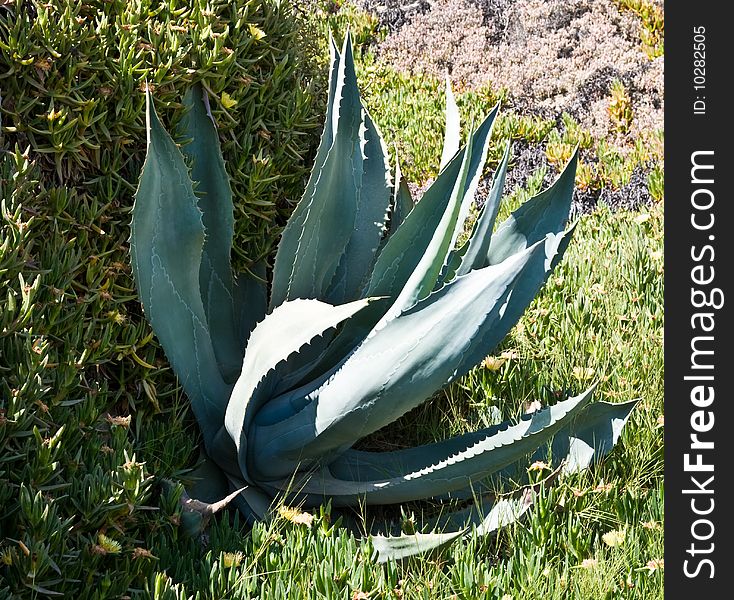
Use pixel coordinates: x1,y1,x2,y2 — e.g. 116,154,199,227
366,106,498,304
439,75,460,171
372,530,465,563
130,89,229,447
329,399,636,502
540,398,638,474
180,83,241,382
250,231,573,476
264,388,593,505
379,117,475,322
224,297,374,481
326,109,392,304
270,35,364,308
233,261,268,350
487,149,578,266
388,155,414,236
453,141,511,278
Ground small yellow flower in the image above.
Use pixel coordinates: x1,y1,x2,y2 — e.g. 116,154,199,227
248,24,267,40
602,528,626,547
221,92,237,109
579,558,598,570
97,533,121,554
572,366,596,381
634,213,651,224
482,356,506,371
278,505,314,526
528,460,550,472
222,551,244,568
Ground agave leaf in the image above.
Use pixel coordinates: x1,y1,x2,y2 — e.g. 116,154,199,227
372,529,465,563
233,261,268,350
131,89,229,446
439,75,460,171
179,83,241,382
265,388,593,506
487,149,578,266
250,232,573,476
331,399,636,501
366,106,498,304
449,141,511,280
540,398,638,474
371,473,546,563
224,297,374,481
378,116,475,322
326,109,392,304
388,155,414,235
269,35,364,308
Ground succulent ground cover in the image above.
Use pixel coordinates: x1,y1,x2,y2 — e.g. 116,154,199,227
1,0,663,597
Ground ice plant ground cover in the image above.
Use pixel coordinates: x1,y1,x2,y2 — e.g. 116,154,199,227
130,33,637,562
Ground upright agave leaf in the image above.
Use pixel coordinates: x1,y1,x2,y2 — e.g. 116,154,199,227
130,34,637,559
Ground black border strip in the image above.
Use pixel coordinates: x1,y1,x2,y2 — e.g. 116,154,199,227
665,3,732,596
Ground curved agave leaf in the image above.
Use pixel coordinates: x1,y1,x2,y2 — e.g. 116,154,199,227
487,149,578,266
179,83,240,382
439,75,460,171
131,89,229,446
372,477,541,562
263,388,593,505
329,399,637,501
250,231,572,476
224,297,374,481
543,398,638,474
372,530,465,563
269,35,366,307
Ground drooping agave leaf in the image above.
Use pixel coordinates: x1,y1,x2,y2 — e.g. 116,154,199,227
179,83,240,383
439,75,460,171
250,232,572,476
487,149,578,266
366,106,498,303
263,388,593,505
329,399,635,502
538,398,638,475
372,529,465,563
371,477,541,562
269,35,365,308
224,297,374,481
131,89,229,446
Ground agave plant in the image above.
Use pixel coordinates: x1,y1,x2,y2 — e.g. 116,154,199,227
131,34,636,560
